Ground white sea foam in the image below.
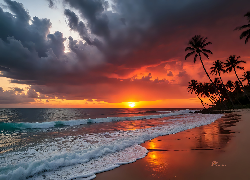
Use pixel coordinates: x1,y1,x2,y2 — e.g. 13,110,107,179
1,109,194,130
0,113,222,180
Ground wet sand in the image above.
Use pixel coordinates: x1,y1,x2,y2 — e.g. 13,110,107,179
95,109,250,180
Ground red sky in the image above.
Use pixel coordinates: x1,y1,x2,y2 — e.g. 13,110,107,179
0,0,250,108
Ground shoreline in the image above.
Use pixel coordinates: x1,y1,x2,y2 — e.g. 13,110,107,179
95,109,250,180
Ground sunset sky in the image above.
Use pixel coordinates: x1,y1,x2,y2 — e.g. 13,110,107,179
0,0,250,108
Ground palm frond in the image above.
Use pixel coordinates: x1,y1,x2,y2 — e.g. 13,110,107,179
236,66,244,70
185,51,195,60
202,37,207,44
234,24,250,30
202,52,209,59
245,34,250,44
203,42,212,47
202,49,213,54
225,66,233,72
210,68,217,75
239,29,250,39
188,40,195,47
238,60,246,63
244,11,250,18
185,47,195,51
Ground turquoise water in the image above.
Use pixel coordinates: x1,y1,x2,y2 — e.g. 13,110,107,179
1,108,223,180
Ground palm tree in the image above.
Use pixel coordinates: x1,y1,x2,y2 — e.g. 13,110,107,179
226,80,242,106
224,55,250,102
210,60,225,75
201,82,216,105
188,80,205,108
234,80,242,93
235,12,250,44
210,60,234,107
225,80,235,92
242,71,250,86
185,35,214,83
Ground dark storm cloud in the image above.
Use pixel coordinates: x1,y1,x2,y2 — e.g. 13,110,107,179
63,0,250,68
0,0,102,88
0,0,66,58
64,0,110,37
1,0,250,104
64,9,93,45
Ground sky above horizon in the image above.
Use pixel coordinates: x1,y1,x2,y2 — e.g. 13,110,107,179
0,0,250,108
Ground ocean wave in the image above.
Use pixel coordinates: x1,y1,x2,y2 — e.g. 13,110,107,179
0,109,194,131
0,113,223,180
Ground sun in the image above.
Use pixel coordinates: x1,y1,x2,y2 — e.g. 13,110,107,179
128,102,136,108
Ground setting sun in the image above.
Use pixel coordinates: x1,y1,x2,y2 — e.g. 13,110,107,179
128,102,136,108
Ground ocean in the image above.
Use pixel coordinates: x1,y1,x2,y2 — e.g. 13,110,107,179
0,108,223,180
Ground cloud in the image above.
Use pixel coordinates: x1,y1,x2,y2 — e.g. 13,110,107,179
0,87,34,104
177,71,187,77
11,87,24,92
47,0,56,9
167,71,173,76
0,0,250,105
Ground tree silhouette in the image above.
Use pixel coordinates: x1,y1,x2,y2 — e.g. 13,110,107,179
210,60,234,107
225,55,246,84
224,55,250,102
225,80,235,92
188,80,205,108
225,80,242,105
242,71,250,86
235,11,250,44
185,35,214,83
234,80,242,93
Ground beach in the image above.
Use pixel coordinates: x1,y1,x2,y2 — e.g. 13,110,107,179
1,108,248,179
95,109,250,180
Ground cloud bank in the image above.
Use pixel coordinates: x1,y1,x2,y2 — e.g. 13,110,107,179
0,0,250,105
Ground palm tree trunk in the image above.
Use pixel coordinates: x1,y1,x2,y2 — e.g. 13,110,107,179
199,54,228,109
196,94,206,109
199,55,214,84
234,67,250,102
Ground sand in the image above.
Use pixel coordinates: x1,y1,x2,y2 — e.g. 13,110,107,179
94,109,250,180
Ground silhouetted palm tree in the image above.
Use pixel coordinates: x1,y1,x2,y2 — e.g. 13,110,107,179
225,80,234,93
210,60,225,75
184,35,227,108
235,12,250,44
188,80,205,108
225,55,246,83
224,55,250,102
234,81,242,93
210,60,234,107
185,35,214,83
226,80,242,105
202,82,216,105
242,71,250,86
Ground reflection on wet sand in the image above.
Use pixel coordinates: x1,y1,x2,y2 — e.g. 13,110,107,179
141,113,241,178
147,151,168,177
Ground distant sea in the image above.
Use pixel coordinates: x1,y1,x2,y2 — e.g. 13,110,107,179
0,108,223,180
